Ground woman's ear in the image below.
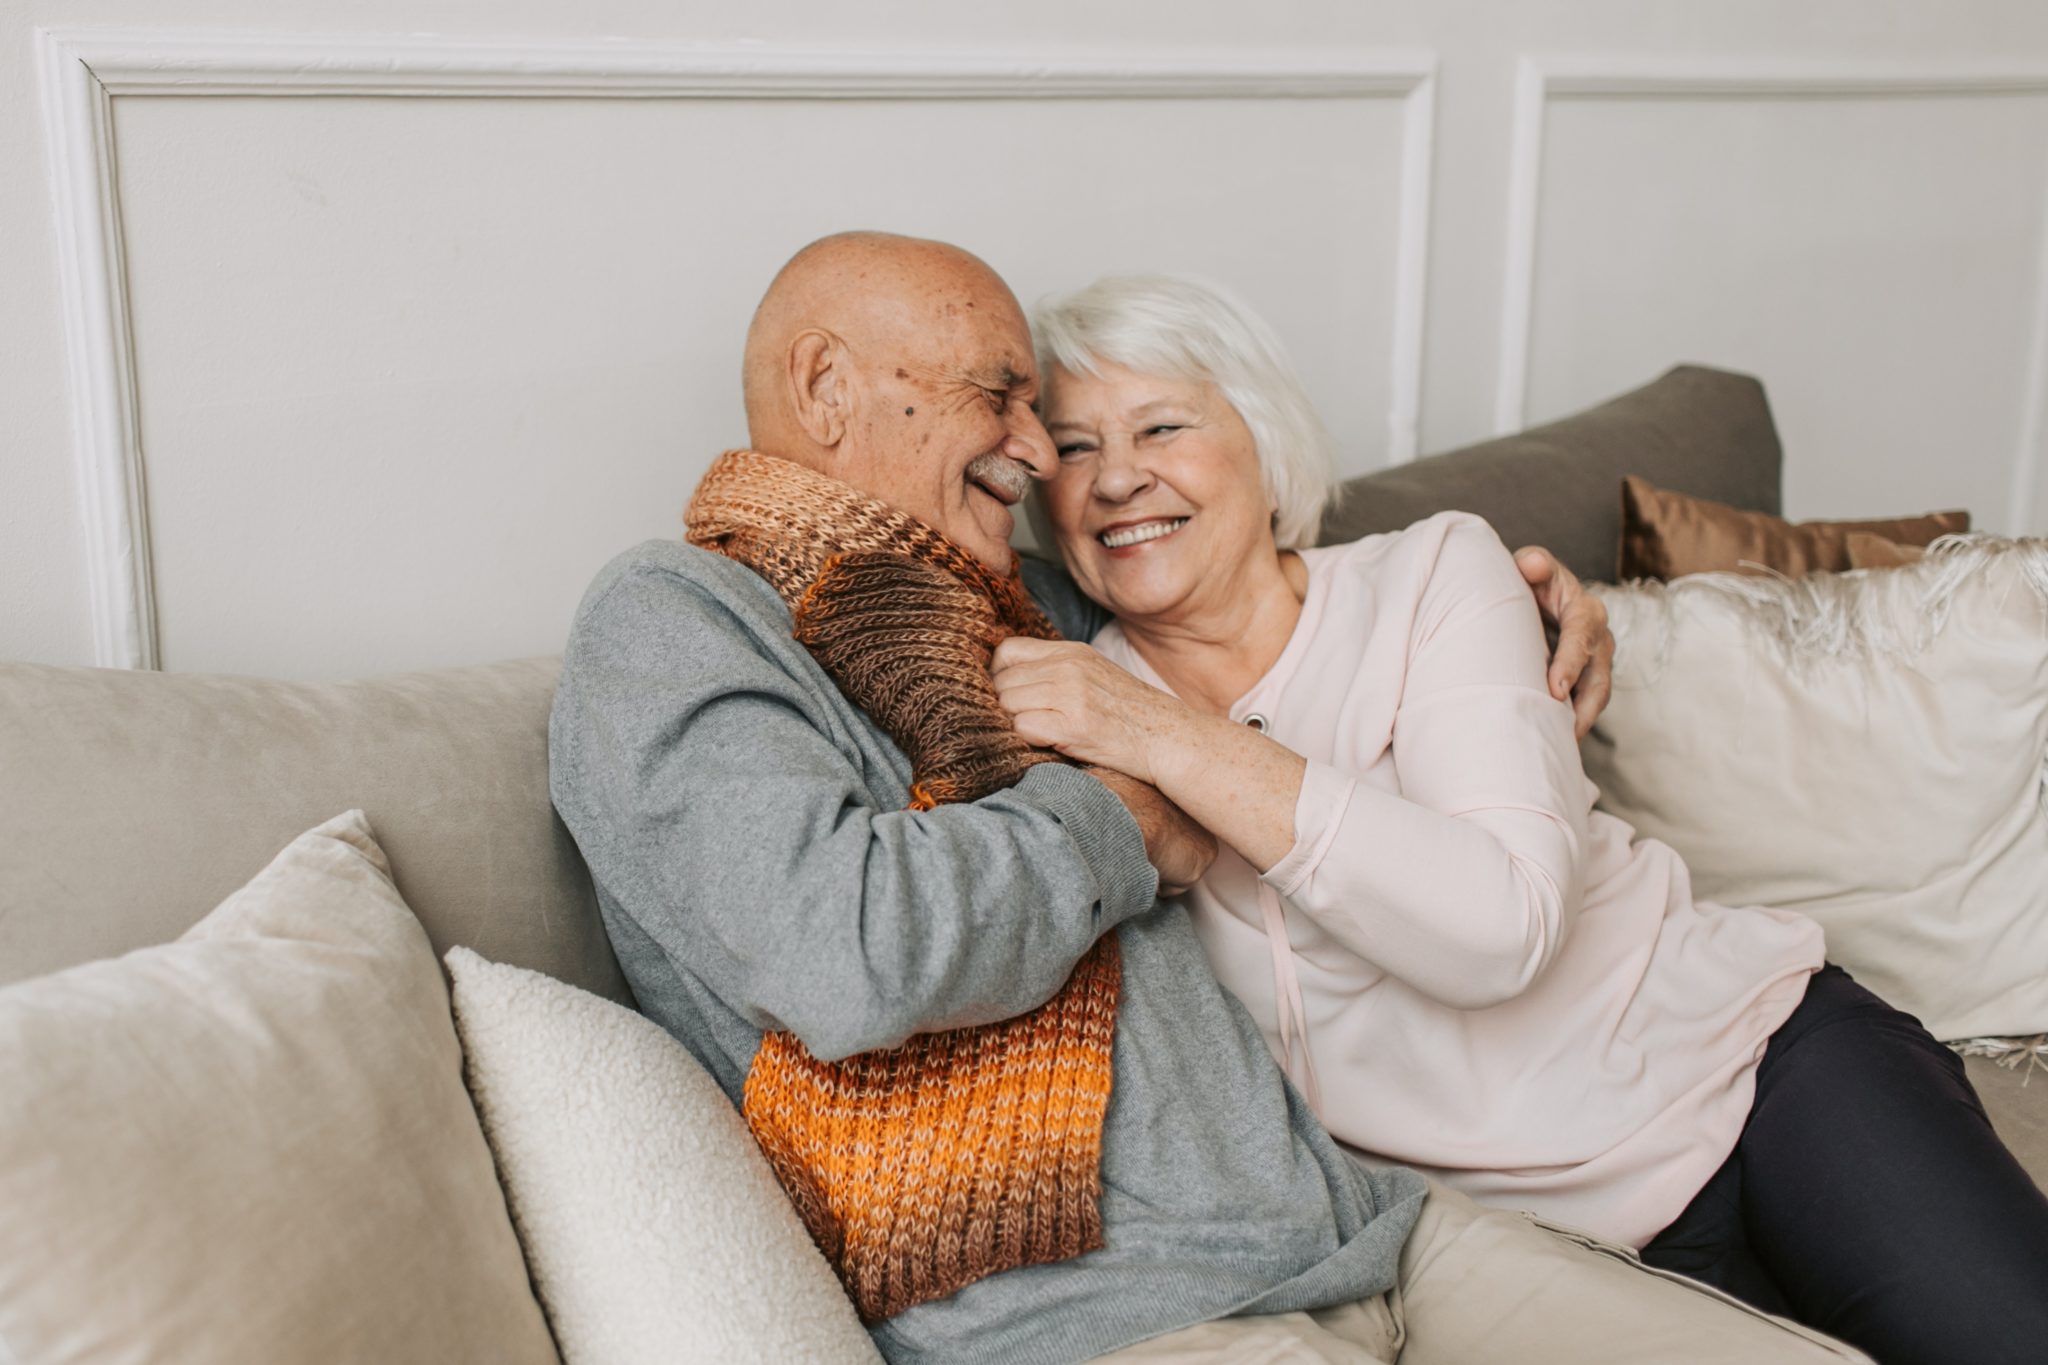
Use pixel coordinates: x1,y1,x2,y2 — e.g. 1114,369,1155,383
787,328,853,448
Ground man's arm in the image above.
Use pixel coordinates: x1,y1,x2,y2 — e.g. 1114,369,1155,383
1512,547,1615,738
549,557,1160,1061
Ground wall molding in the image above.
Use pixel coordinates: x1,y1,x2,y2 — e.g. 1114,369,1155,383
1494,56,2048,534
1385,74,1436,465
39,29,155,671
36,30,1437,666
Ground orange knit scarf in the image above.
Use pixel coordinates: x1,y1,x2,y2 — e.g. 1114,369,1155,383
684,449,1121,1322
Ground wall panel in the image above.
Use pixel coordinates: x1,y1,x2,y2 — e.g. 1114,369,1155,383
55,36,1426,676
21,19,2048,679
1505,66,2048,528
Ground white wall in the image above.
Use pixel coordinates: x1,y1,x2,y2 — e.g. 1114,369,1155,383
9,1,2048,677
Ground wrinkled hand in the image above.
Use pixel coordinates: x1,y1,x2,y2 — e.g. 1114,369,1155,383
1082,765,1217,897
992,636,1216,894
1513,547,1615,738
991,637,1191,786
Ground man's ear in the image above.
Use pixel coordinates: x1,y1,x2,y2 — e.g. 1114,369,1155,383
787,328,854,448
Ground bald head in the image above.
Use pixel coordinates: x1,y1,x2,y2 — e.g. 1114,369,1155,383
735,232,1058,569
744,232,1010,449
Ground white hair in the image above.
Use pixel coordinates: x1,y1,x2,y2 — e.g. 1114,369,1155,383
1030,274,1336,550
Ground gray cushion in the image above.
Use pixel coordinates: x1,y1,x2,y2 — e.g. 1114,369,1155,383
1319,364,1782,582
0,657,629,1003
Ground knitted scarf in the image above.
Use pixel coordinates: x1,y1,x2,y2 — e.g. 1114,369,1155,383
684,448,1122,1322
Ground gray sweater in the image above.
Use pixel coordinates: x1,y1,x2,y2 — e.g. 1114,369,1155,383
548,540,1426,1365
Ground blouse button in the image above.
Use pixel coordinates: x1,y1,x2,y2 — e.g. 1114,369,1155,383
1243,713,1269,733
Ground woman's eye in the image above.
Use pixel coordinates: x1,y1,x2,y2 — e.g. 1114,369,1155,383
1055,443,1093,459
1143,425,1182,438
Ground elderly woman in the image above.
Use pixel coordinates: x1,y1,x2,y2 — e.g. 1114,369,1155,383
992,275,2048,1365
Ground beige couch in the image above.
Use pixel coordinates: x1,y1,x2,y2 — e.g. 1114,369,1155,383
1,364,2040,1284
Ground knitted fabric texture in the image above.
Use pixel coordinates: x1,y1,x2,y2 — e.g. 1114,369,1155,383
684,449,1122,1322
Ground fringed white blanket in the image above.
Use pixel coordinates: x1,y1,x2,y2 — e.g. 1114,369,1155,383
1950,1034,2048,1081
1607,533,2048,670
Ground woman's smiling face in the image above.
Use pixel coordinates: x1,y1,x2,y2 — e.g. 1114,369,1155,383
1041,361,1275,627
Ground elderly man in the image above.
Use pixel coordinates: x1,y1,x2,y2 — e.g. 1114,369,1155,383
548,233,1864,1364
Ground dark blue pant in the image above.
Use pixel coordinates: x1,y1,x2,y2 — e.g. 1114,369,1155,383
1641,964,2048,1365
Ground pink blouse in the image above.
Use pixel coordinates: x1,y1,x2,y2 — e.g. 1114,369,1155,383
1089,512,1824,1248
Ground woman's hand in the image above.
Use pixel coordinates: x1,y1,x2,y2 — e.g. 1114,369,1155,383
993,636,1307,873
991,637,1192,785
1512,547,1615,739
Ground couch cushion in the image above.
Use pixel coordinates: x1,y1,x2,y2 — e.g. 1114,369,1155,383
446,946,882,1362
1584,539,2048,1042
0,811,562,1365
0,657,628,1000
1617,475,1969,580
1320,364,1781,582
1842,532,1930,569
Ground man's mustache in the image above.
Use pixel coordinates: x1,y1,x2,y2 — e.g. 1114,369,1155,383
966,452,1032,505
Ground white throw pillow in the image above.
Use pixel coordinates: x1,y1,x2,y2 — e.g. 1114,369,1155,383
1586,537,2048,1041
0,811,561,1365
444,946,882,1364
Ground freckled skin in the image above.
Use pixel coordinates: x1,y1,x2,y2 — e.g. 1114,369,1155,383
741,232,1060,570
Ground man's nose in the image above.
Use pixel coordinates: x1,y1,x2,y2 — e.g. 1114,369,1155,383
1005,404,1059,479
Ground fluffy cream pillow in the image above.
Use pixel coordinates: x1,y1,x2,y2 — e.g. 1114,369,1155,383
444,946,881,1365
1585,538,2048,1041
0,811,560,1365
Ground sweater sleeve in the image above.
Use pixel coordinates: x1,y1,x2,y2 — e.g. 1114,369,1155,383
548,554,1159,1061
1262,516,1588,1009
1021,555,1113,642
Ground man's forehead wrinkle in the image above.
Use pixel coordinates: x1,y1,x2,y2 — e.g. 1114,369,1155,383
962,359,1032,391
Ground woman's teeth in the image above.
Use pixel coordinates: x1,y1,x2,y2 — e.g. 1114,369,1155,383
1099,518,1188,549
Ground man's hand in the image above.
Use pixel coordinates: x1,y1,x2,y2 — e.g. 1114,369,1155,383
1513,547,1615,739
1084,766,1217,897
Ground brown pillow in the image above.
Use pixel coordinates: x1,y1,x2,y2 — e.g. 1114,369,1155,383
1842,532,1927,570
1618,475,1968,580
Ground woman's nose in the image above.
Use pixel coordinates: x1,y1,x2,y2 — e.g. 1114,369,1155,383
1093,436,1153,501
